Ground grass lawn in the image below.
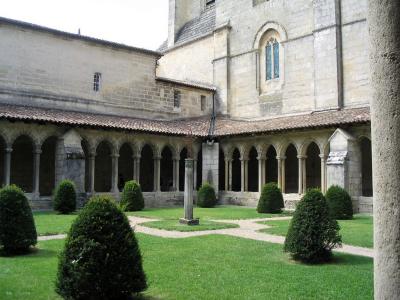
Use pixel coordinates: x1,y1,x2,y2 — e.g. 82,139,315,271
141,219,238,232
33,211,78,236
127,205,291,220
259,214,373,248
0,234,373,300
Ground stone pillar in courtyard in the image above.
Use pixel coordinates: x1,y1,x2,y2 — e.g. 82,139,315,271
369,1,400,298
179,158,199,225
56,130,86,201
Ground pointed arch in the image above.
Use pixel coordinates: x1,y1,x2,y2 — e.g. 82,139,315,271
360,137,373,197
306,142,321,189
40,136,57,196
232,148,241,192
179,147,188,191
119,143,134,191
161,146,173,192
265,145,278,184
95,141,112,192
248,147,259,192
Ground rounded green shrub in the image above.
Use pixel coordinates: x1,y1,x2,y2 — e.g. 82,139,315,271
56,195,147,299
53,179,77,214
0,185,37,255
197,183,217,208
257,182,284,213
284,189,342,263
120,180,145,212
326,185,353,220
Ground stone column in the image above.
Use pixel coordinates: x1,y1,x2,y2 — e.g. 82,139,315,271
32,146,42,199
369,1,400,298
320,154,327,193
258,157,266,193
111,153,119,194
154,156,161,192
193,159,198,191
173,157,179,191
281,157,286,193
4,147,12,186
228,159,233,191
240,158,247,192
179,159,199,225
89,152,96,195
297,155,306,194
224,158,230,192
277,156,283,190
133,155,141,182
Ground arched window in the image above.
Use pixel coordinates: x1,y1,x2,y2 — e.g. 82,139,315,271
265,38,280,81
254,23,287,95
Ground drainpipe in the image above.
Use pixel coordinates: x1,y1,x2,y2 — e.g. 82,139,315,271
335,0,344,109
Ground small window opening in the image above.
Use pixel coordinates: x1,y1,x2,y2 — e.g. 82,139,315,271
206,0,215,9
201,95,206,111
174,90,181,108
93,72,101,92
265,38,280,81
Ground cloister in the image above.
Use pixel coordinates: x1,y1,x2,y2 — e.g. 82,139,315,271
0,120,373,210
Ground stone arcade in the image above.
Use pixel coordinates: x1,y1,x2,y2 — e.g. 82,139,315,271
0,0,373,212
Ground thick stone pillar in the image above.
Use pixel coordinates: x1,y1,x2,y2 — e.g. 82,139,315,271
32,146,42,199
224,158,230,192
320,154,328,193
4,147,12,186
89,152,96,195
111,154,119,194
369,1,400,298
258,157,266,193
154,156,161,192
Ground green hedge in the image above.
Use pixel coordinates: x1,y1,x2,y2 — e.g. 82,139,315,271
56,195,147,299
326,185,353,220
120,181,145,212
197,183,217,208
53,180,77,214
257,183,284,213
0,185,37,255
284,189,342,263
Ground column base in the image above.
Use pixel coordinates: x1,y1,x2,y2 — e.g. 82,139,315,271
179,218,200,226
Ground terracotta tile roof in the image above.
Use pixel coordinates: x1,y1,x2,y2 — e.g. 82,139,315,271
212,107,370,137
0,104,370,138
0,104,210,137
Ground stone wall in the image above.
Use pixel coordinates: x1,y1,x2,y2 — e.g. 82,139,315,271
0,21,213,119
159,0,371,119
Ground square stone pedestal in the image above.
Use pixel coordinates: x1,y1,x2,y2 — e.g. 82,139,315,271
179,218,200,226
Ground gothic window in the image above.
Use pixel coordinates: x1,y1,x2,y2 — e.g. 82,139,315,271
265,38,280,81
205,0,215,9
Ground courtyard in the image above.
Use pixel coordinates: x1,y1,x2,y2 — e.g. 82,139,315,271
0,206,373,299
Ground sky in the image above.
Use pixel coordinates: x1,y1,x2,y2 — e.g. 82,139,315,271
0,0,169,50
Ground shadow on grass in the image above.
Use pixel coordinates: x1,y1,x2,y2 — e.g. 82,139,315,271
0,246,58,258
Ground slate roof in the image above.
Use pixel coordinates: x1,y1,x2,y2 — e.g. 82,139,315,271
156,77,217,92
158,6,216,52
0,104,370,138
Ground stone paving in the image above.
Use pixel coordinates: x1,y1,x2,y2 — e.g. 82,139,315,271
37,216,374,259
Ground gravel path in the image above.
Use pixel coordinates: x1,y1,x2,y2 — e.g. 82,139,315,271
37,216,374,259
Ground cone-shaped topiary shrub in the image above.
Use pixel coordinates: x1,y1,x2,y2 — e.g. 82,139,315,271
120,180,145,212
53,179,77,214
197,183,217,208
257,182,284,213
0,185,37,255
326,185,353,220
284,189,342,263
56,195,147,299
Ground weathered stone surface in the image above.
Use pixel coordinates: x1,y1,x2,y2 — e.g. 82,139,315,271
369,1,400,298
